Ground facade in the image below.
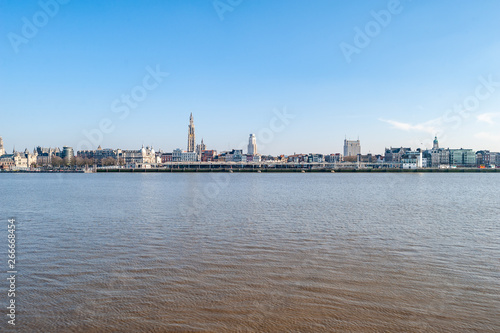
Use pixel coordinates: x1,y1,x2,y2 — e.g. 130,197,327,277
401,150,426,169
449,149,476,167
476,150,498,167
77,146,118,162
187,113,195,152
173,149,198,162
385,147,411,163
308,153,324,163
61,146,74,165
246,154,261,162
225,149,245,162
324,153,343,163
161,153,173,163
35,146,60,166
201,150,217,162
248,134,257,156
118,146,156,166
344,139,361,157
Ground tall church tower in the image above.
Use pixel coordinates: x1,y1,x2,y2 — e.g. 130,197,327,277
187,113,195,152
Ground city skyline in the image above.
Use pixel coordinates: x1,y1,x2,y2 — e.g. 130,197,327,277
0,111,498,157
1,1,500,154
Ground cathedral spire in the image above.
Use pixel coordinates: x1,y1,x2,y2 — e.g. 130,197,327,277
187,113,195,152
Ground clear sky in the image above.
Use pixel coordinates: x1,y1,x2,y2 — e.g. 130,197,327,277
1,0,500,155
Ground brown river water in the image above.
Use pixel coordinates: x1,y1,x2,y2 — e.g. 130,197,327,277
1,173,499,332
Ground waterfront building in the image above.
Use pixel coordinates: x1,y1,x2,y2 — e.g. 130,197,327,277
35,146,60,166
187,113,195,153
401,150,426,169
246,154,261,162
384,147,411,163
476,150,496,167
172,148,198,162
449,149,476,167
0,156,14,169
201,150,217,162
248,134,257,156
324,153,343,163
61,146,74,165
13,152,28,169
344,139,361,157
118,146,156,166
161,153,173,163
225,149,245,163
287,154,308,163
308,153,324,163
77,146,119,162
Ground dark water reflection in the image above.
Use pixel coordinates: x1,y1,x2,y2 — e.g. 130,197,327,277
1,173,499,332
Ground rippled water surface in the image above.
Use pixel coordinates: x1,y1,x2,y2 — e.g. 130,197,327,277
1,173,500,332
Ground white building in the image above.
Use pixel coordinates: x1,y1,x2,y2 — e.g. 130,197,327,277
248,134,257,156
344,139,361,157
172,149,198,162
118,146,156,166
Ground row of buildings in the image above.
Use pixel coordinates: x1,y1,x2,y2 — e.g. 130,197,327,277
1,114,499,170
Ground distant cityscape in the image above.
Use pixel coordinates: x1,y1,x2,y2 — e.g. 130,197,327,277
1,113,499,171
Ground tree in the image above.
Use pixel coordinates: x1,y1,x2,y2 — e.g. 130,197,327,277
51,156,64,168
344,156,358,163
102,157,117,166
75,157,85,167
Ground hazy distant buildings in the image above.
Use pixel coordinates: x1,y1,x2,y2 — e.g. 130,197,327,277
248,134,257,156
187,113,195,153
344,139,360,157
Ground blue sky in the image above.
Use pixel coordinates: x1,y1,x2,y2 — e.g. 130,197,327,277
1,0,500,155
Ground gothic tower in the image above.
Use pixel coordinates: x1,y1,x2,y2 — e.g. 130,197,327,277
187,113,195,152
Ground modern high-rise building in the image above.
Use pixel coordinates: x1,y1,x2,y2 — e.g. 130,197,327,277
248,134,257,156
0,136,5,156
187,113,195,152
343,139,360,157
61,146,74,165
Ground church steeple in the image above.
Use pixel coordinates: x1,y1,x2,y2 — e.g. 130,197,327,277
187,113,195,152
